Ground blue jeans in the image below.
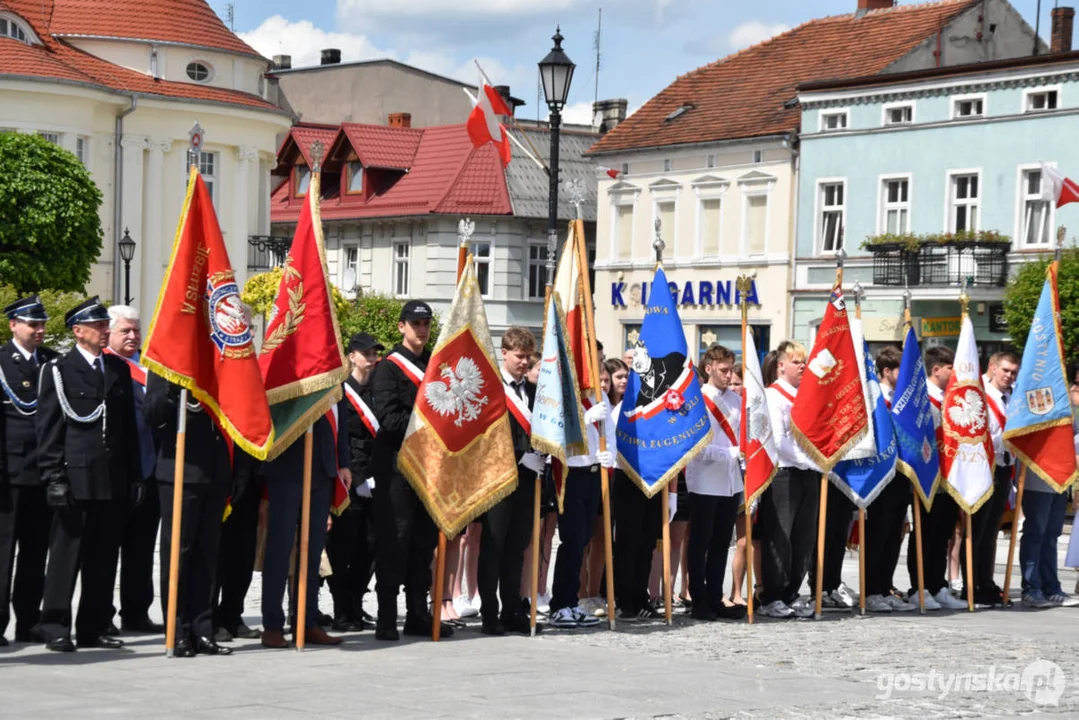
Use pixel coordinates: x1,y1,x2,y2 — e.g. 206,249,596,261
1019,491,1066,596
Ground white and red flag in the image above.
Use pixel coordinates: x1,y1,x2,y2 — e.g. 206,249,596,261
1041,163,1079,208
941,315,995,512
466,83,512,168
741,327,777,505
595,166,622,179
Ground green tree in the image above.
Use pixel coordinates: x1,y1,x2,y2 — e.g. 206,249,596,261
0,283,93,350
0,132,103,292
1002,248,1079,357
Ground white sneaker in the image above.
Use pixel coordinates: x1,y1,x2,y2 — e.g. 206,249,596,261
884,594,916,612
832,582,857,609
948,578,963,596
537,592,551,614
935,588,968,610
789,597,814,618
454,595,479,618
1049,593,1079,608
759,600,794,618
590,597,608,618
549,607,579,628
1022,591,1054,609
570,606,601,627
865,594,893,613
578,596,599,615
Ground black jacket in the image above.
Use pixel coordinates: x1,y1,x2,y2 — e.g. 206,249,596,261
344,376,375,482
370,343,429,478
0,340,59,485
504,377,537,464
262,397,349,485
35,348,140,501
144,374,231,486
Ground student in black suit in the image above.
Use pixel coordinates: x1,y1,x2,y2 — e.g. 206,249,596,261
260,400,350,649
0,296,59,645
144,374,233,657
34,297,141,652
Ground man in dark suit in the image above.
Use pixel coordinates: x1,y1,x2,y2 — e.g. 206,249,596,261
144,374,232,657
34,297,141,652
478,327,543,635
260,400,350,649
211,447,263,642
0,296,59,645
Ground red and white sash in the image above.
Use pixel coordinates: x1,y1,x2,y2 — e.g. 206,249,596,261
104,347,147,387
768,381,795,405
504,384,532,434
325,404,350,514
702,391,737,446
344,382,379,436
386,352,423,388
984,391,1006,431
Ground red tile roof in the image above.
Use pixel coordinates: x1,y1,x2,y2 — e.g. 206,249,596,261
284,125,340,166
0,0,281,112
588,0,979,155
271,123,512,221
341,124,424,171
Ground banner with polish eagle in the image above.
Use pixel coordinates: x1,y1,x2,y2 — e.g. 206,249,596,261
466,83,512,168
941,315,995,512
741,326,777,506
397,256,517,538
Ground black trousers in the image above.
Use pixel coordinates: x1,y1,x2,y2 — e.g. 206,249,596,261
37,499,120,642
908,491,959,595
550,465,601,613
212,481,261,631
374,472,437,626
159,482,228,639
478,476,534,622
758,468,819,606
612,471,661,614
0,484,51,636
687,492,738,612
114,478,159,623
864,478,910,597
326,497,375,621
962,465,1012,593
808,481,854,594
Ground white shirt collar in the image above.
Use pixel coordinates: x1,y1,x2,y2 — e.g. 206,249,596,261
75,344,102,369
11,338,34,362
500,366,524,386
775,377,798,396
927,381,944,401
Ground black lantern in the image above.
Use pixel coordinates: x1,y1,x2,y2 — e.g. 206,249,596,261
538,27,575,111
118,228,136,305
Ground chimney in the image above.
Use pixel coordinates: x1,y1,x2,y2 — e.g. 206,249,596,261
272,54,291,70
320,48,341,65
388,112,412,129
856,0,894,14
593,98,628,134
1052,6,1074,53
494,85,515,116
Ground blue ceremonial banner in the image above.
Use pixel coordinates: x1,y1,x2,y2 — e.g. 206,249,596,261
891,326,941,509
616,266,712,497
831,338,897,509
530,292,587,512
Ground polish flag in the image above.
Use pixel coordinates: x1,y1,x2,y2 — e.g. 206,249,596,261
466,84,512,168
595,166,621,179
1040,163,1079,208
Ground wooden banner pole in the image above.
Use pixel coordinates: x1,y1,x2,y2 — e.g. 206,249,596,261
1002,465,1026,607
913,494,927,613
745,504,755,624
295,428,314,651
858,508,866,616
164,391,188,657
965,512,975,612
814,473,829,620
661,485,673,625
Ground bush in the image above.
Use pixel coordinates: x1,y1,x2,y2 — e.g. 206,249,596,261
0,284,94,350
1002,248,1079,356
862,229,1010,250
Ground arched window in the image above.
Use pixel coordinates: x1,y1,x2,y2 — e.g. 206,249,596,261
0,14,34,44
186,61,213,83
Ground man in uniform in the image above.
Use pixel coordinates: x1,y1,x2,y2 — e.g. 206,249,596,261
0,296,58,645
371,300,454,641
34,297,141,651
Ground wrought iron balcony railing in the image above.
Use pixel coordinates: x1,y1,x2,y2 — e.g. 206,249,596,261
869,240,1010,287
248,235,292,272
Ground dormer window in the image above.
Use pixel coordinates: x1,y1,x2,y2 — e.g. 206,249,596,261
0,15,32,44
346,162,363,194
295,165,311,197
186,61,213,83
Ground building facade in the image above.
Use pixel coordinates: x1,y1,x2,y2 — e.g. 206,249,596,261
794,40,1079,364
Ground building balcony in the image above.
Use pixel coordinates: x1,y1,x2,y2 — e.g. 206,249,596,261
248,235,292,272
867,234,1011,288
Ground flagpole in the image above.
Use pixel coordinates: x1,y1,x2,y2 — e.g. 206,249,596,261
959,277,975,613
852,281,867,617
903,285,928,614
650,221,674,626
164,389,188,657
574,214,617,630
531,215,555,638
737,274,755,625
295,428,314,650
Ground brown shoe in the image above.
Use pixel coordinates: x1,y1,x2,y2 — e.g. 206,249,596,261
260,629,288,649
302,626,343,646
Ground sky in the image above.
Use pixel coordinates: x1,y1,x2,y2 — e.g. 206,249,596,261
224,0,1058,125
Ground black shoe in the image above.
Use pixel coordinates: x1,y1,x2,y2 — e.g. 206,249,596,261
402,614,455,638
104,622,120,637
173,637,196,658
78,635,124,649
715,603,748,621
121,616,165,633
691,605,718,621
14,628,41,643
230,623,261,640
0,636,8,647
480,619,506,636
193,636,233,656
375,625,399,642
213,627,233,643
332,616,363,632
46,637,75,652
360,610,375,623
316,612,334,627
501,614,541,635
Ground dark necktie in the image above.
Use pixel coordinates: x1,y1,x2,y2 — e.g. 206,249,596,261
92,357,104,392
1002,392,1012,466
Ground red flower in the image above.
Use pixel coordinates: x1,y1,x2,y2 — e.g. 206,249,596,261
664,389,684,412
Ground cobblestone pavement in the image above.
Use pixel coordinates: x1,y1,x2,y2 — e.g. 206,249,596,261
1,529,1077,719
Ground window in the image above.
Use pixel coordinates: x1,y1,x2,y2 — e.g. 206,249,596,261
393,242,410,297
0,17,30,43
620,162,629,176
745,194,768,255
949,173,980,233
528,244,548,299
880,177,910,234
186,61,212,83
1025,89,1059,113
699,198,721,256
295,165,310,197
37,131,59,145
346,161,363,194
752,150,763,164
706,154,716,169
953,97,984,119
820,111,848,131
655,200,675,253
884,104,913,126
615,203,634,260
196,151,218,204
663,159,672,172
342,246,358,290
76,136,88,165
1020,168,1052,246
473,242,491,296
818,182,845,253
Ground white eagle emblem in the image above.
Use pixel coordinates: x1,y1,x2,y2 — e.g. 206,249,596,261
747,394,771,442
947,389,987,431
425,357,488,427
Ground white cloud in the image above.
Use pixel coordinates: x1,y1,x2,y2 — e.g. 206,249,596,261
562,101,596,126
338,0,577,17
239,16,390,68
727,20,789,51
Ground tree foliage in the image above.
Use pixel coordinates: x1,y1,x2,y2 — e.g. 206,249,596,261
0,284,95,350
0,132,103,292
1002,248,1079,358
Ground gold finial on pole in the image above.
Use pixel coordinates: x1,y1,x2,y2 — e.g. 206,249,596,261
564,178,586,222
959,275,970,318
851,281,864,314
457,218,475,249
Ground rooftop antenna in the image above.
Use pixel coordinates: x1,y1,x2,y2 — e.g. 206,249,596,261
226,3,235,31
593,8,602,111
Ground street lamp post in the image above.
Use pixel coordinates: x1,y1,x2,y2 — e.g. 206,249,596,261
539,27,576,287
118,227,136,305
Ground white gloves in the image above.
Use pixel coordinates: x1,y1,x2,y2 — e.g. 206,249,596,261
584,401,609,425
727,445,742,460
355,476,375,499
520,452,546,474
596,450,616,469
